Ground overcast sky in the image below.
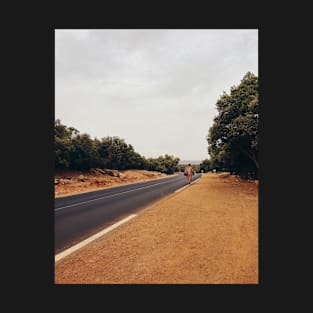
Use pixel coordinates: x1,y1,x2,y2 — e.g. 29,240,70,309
55,29,258,161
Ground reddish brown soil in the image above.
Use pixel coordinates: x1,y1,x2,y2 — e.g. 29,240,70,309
55,169,171,198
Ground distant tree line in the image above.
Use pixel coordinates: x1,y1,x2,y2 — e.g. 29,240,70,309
205,72,258,179
55,119,180,174
177,164,200,173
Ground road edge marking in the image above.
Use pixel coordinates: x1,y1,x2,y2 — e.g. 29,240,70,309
175,185,189,193
175,176,201,193
55,214,137,263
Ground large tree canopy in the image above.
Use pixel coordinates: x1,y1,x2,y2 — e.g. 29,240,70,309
207,72,258,178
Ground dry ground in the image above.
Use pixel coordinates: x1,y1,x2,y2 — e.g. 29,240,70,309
55,172,258,284
55,169,171,198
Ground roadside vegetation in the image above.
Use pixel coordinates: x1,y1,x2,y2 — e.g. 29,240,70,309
55,119,180,175
202,72,258,179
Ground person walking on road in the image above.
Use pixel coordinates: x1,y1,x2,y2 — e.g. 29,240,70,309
184,163,194,184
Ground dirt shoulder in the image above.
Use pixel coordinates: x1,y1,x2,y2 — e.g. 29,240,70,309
55,173,258,284
55,169,172,198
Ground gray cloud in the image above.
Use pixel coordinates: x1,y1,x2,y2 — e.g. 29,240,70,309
55,29,258,160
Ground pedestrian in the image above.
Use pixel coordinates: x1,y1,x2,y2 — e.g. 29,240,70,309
184,163,194,184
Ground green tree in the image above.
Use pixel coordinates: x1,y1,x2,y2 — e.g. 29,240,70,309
145,155,180,174
200,159,211,172
71,133,99,170
207,72,258,178
55,119,77,169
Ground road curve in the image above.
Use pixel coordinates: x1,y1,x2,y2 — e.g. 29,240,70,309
55,173,201,253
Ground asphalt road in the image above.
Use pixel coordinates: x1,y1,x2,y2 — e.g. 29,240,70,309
55,172,201,253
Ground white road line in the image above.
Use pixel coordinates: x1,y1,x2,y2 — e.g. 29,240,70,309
55,214,137,263
175,185,189,193
55,179,176,211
